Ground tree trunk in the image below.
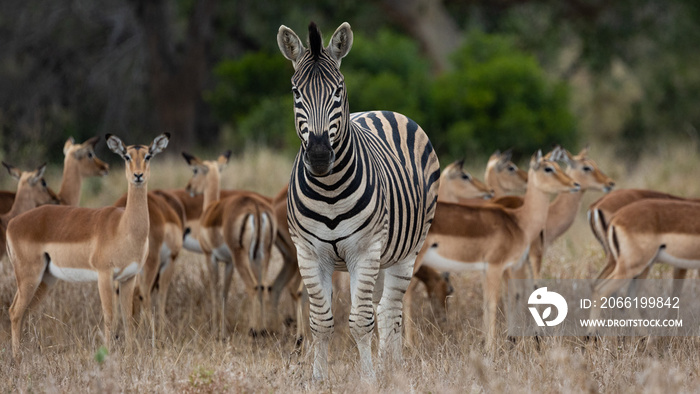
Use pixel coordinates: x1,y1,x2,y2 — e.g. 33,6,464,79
130,0,217,153
380,0,463,73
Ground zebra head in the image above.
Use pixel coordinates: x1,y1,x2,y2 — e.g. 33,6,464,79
278,22,353,177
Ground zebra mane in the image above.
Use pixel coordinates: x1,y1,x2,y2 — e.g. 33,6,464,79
308,22,323,60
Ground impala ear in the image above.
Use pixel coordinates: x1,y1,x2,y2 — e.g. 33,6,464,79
106,134,128,159
217,150,232,171
2,162,21,180
327,22,353,67
530,150,543,170
278,25,306,69
497,148,513,171
63,137,76,155
181,151,199,166
29,163,47,185
578,144,590,158
149,133,170,157
83,136,100,149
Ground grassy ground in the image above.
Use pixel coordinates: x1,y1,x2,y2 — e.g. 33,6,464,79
2,143,700,392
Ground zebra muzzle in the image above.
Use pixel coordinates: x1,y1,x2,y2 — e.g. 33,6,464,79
304,133,335,176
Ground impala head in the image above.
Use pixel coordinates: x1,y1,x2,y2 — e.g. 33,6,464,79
63,136,110,176
529,150,580,194
105,133,169,187
485,149,528,194
559,146,615,193
441,159,494,200
182,151,231,197
3,162,60,206
278,22,353,177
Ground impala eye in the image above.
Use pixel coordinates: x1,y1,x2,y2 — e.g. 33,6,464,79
145,154,152,162
461,173,471,181
544,167,554,173
41,179,47,187
87,152,94,159
508,166,516,172
193,168,198,175
124,155,131,162
583,166,593,172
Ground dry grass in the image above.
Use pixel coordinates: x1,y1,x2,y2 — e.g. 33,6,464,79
2,143,700,393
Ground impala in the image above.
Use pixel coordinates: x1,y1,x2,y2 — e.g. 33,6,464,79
485,149,528,197
588,188,688,281
182,152,277,338
0,136,108,213
0,163,60,259
494,146,615,278
438,159,494,203
405,151,580,349
591,198,700,322
8,133,169,361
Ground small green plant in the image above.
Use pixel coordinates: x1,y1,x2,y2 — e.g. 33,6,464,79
189,366,215,388
94,346,108,365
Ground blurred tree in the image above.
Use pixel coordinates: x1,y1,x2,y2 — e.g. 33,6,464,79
128,0,218,154
429,31,577,159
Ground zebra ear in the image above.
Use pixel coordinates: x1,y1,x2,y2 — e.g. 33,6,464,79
278,25,306,69
327,22,353,67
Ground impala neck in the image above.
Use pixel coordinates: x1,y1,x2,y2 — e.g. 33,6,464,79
203,169,221,209
513,177,552,245
58,155,82,206
119,182,149,237
1,189,37,227
546,190,584,241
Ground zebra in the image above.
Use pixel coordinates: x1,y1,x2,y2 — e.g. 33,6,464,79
277,22,440,380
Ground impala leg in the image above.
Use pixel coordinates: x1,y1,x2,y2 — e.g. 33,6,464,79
156,253,178,331
376,257,413,369
97,271,115,351
298,249,334,381
671,268,688,298
232,248,262,336
119,275,137,351
590,251,654,329
529,236,544,280
220,261,235,339
293,279,306,350
138,251,159,328
483,264,504,351
403,276,421,348
270,235,298,323
204,253,220,337
9,276,45,361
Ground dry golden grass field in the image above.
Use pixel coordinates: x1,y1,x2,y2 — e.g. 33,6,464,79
2,142,700,393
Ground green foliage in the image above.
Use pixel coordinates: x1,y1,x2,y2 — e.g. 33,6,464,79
342,30,431,126
429,31,577,159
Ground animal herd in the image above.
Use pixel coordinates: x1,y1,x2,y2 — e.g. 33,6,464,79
2,21,697,382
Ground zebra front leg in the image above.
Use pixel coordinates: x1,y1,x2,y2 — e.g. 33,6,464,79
347,250,381,381
298,250,334,381
375,257,413,368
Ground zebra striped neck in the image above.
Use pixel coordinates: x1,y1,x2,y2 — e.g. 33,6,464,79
301,121,355,185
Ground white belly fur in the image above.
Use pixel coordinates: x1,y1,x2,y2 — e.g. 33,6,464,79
48,261,141,283
422,247,488,272
183,233,203,253
657,250,700,269
48,264,99,282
